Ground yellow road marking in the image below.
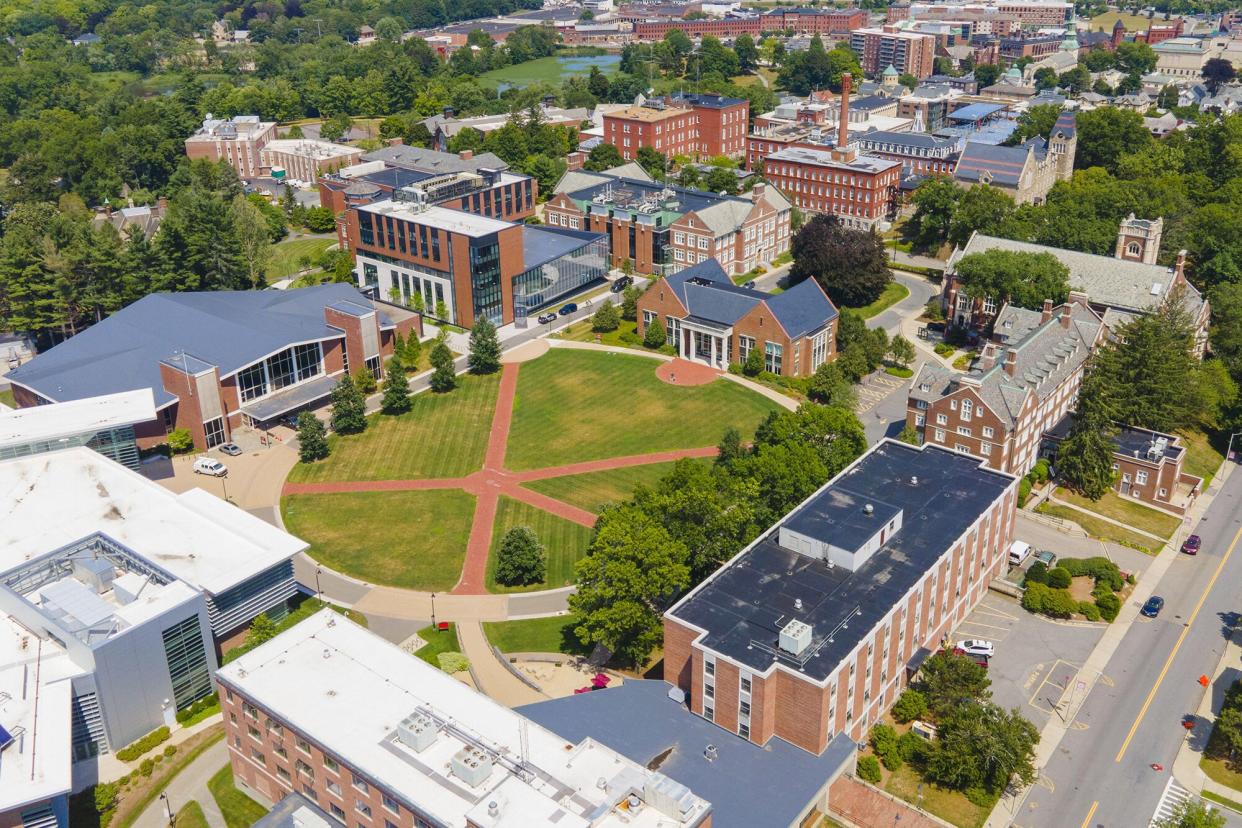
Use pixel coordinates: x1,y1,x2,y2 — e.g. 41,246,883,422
1080,801,1098,828
1114,525,1242,763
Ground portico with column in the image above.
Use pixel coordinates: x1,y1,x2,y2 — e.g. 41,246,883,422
679,319,732,369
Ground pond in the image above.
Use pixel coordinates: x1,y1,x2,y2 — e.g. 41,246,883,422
479,53,622,92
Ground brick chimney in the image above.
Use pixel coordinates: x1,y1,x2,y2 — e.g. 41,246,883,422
751,182,766,202
459,149,473,161
1068,289,1089,308
1040,298,1053,324
1060,304,1073,329
1175,249,1187,278
978,342,998,371
1003,349,1017,377
838,73,852,149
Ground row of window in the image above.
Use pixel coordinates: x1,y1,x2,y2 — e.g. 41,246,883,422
236,343,324,403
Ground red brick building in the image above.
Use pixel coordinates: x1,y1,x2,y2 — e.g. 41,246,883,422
663,440,1019,750
603,94,749,161
184,115,277,179
850,26,937,78
632,8,866,39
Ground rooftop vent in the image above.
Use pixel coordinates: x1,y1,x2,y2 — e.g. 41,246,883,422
863,503,875,516
451,745,493,787
910,476,919,486
487,802,499,817
794,598,803,611
779,619,813,656
703,744,718,762
396,710,438,753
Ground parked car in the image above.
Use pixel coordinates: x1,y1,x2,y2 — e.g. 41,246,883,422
951,647,989,669
558,303,578,316
537,312,557,324
192,457,228,477
956,639,995,658
1008,540,1032,566
218,442,243,456
742,280,757,290
1181,534,1201,556
1033,549,1057,568
1141,596,1165,618
611,276,632,293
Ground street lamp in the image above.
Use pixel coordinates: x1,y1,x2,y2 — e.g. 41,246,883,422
315,566,323,600
430,592,437,629
159,792,175,827
1226,431,1242,464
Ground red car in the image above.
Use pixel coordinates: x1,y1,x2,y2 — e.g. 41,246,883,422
1181,534,1201,556
952,647,989,670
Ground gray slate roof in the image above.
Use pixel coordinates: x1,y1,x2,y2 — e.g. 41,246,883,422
362,145,508,174
955,140,1039,186
666,260,836,337
8,284,378,408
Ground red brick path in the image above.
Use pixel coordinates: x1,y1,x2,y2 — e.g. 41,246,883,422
282,362,720,595
827,777,945,828
656,357,720,386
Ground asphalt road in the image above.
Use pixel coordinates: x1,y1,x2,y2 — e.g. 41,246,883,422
1015,467,1242,828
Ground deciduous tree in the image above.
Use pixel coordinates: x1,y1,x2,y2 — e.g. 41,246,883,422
953,249,1070,310
789,214,891,308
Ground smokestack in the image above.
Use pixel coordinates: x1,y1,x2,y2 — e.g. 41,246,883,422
838,73,852,149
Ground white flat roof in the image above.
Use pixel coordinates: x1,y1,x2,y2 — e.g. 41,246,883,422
217,612,710,828
0,389,156,450
0,616,79,812
359,200,514,237
263,139,361,159
0,448,307,595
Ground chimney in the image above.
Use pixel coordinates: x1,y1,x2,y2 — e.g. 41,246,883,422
838,73,852,149
387,137,404,147
1040,298,1053,324
1175,249,1187,278
1060,305,1073,329
157,196,168,211
1068,289,1089,308
752,182,766,202
459,150,473,161
978,342,998,371
1003,349,1017,377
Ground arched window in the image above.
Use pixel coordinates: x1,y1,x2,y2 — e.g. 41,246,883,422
1127,242,1141,257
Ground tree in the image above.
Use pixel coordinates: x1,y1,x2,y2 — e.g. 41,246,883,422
898,424,921,445
888,335,915,367
247,614,279,647
1158,84,1180,110
1212,704,1242,759
950,186,1015,248
1055,370,1117,500
928,702,1039,793
1152,799,1226,828
743,347,763,376
907,177,961,251
568,503,690,666
806,362,856,408
974,63,1000,88
898,72,918,90
353,368,378,396
893,689,928,723
1115,41,1157,76
716,427,745,466
789,215,891,308
915,650,992,719
1005,103,1063,146
381,353,412,414
296,411,330,462
1058,66,1091,94
232,194,272,288
1074,107,1152,173
329,374,367,434
635,146,667,181
592,301,621,332
585,143,624,171
734,34,758,72
303,206,337,233
704,166,739,195
1203,57,1237,95
167,428,194,454
643,318,666,348
430,341,456,392
621,285,640,321
953,249,1070,311
467,317,501,374
494,526,547,586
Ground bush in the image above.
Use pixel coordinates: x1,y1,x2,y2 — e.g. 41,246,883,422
1042,588,1078,618
896,731,926,763
1022,581,1049,613
619,330,641,345
167,428,194,454
1079,601,1101,621
353,368,378,395
116,726,171,762
139,758,155,777
870,724,898,758
892,689,927,723
964,786,994,808
882,751,903,771
164,745,177,757
743,347,763,377
1047,567,1072,589
1024,561,1049,585
643,319,666,349
591,301,621,332
857,755,882,783
934,342,955,357
1029,458,1051,485
94,782,119,814
438,652,470,673
1095,592,1121,622
1018,477,1032,507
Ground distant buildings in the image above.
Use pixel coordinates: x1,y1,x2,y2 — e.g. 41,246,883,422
850,26,938,79
631,7,866,40
184,115,362,182
952,110,1075,204
894,0,1072,26
603,94,750,161
260,139,363,184
420,105,592,152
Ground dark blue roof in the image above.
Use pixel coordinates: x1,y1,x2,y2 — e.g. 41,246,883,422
521,225,606,271
766,278,838,338
8,284,373,407
666,260,836,337
676,93,748,109
850,94,895,112
1052,110,1077,138
955,141,1036,186
359,167,432,190
519,680,857,828
947,102,1007,122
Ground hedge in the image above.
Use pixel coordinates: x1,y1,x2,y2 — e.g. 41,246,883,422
116,726,171,762
857,755,882,783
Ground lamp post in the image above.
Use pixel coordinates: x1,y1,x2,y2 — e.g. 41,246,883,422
1227,431,1242,464
315,566,323,600
159,792,175,827
430,592,437,629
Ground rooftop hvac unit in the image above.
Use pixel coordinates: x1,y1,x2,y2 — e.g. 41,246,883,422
779,619,813,656
72,558,116,594
396,711,438,753
450,745,493,787
645,773,697,819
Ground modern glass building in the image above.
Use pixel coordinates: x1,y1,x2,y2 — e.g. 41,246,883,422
0,389,155,470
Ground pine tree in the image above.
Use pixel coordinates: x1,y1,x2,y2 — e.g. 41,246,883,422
467,317,501,374
430,341,456,392
329,374,368,434
296,411,330,462
494,526,546,586
381,353,412,414
1056,371,1116,500
404,332,423,371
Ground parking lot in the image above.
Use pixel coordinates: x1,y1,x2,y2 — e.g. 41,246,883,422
856,370,909,416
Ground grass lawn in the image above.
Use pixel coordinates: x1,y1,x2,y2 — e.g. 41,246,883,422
505,349,778,470
1089,10,1157,31
523,458,709,513
282,490,476,590
208,765,268,828
1179,428,1226,488
485,496,594,593
477,54,620,89
1036,502,1159,554
287,372,499,482
483,614,589,655
266,236,336,283
558,319,653,351
1203,787,1242,815
1202,754,1242,793
1054,487,1180,539
413,622,460,666
846,281,910,320
884,764,992,828
175,801,210,828
0,387,14,408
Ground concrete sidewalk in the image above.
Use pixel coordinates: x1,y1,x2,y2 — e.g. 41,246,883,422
1173,609,1242,800
129,739,228,828
457,621,548,707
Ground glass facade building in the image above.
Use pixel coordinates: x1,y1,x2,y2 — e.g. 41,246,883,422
0,425,141,470
512,235,610,320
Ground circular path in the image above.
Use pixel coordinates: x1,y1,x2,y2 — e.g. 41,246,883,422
656,357,720,386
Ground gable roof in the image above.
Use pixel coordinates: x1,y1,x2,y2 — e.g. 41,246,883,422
361,146,507,174
954,141,1035,186
765,279,838,338
665,260,836,337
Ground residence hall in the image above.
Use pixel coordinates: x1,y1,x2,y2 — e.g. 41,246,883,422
215,610,713,828
637,259,838,377
943,220,1210,355
632,8,866,40
184,114,277,178
1043,416,1203,515
603,94,750,161
544,167,792,276
5,284,421,450
907,296,1106,475
663,440,1019,752
0,446,306,776
850,26,937,79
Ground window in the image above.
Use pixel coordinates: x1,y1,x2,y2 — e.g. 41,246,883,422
740,676,751,694
705,659,715,677
811,330,829,369
740,700,751,716
739,723,750,739
325,756,339,773
961,399,973,421
353,775,369,794
303,785,319,801
704,682,715,699
297,738,312,755
330,803,346,822
327,780,343,796
1136,471,1148,485
982,426,994,438
275,745,287,759
162,616,212,709
643,310,657,329
980,443,992,456
277,765,292,783
698,236,708,250
356,802,372,818
703,705,714,722
382,795,400,815
249,749,266,766
248,726,262,741
936,413,947,425
203,417,225,449
764,341,783,374
915,413,925,427
934,429,945,443
674,232,685,244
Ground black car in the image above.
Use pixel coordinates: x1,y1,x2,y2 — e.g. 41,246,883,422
537,312,557,324
558,303,578,316
218,442,243,456
611,276,632,293
1141,596,1165,618
743,280,757,290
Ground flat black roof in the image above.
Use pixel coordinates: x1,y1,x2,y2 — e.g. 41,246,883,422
668,441,1014,681
1046,414,1183,463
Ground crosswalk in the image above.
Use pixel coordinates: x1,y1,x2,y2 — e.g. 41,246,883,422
1149,777,1194,826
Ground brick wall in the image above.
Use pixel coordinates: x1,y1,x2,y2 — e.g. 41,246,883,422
663,617,697,694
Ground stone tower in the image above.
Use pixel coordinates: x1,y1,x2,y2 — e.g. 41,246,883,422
1115,214,1164,264
1048,110,1078,180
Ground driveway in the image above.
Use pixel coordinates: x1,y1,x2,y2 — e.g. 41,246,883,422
152,442,298,515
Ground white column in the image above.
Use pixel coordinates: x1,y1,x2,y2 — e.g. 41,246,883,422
690,331,697,361
711,335,718,367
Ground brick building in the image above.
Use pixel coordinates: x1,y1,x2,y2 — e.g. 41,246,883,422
762,144,902,230
259,139,363,184
603,95,750,160
184,115,277,178
544,168,791,275
854,130,959,176
907,296,1106,475
663,440,1019,750
850,26,937,79
636,258,838,376
902,0,1071,26
216,610,713,828
630,10,866,40
6,284,421,449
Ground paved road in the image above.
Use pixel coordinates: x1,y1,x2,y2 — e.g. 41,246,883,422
130,740,228,828
1014,466,1242,828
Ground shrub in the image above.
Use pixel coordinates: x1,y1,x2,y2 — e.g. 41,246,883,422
139,758,155,777
892,689,927,723
857,755,882,783
964,786,994,808
1022,581,1049,613
353,368,378,395
1029,458,1051,485
743,347,763,377
870,724,898,758
619,330,641,345
1095,592,1121,621
1079,601,1101,621
591,301,621,332
116,726,171,762
934,342,955,357
1018,477,1032,507
896,731,926,762
94,782,119,814
167,428,194,454
643,319,666,349
1047,567,1072,589
1042,588,1078,618
164,745,177,757
1024,561,1049,585
438,652,470,673
882,751,904,771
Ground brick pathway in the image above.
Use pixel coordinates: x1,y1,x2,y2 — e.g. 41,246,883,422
827,776,949,828
282,362,721,596
656,357,719,386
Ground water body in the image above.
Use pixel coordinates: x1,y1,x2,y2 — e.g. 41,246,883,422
492,54,621,93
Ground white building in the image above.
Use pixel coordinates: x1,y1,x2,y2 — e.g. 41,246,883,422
0,389,155,470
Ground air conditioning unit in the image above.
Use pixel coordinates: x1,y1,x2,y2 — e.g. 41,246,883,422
396,711,438,753
779,619,813,656
450,745,493,787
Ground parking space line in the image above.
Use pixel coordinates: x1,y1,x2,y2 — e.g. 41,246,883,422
975,602,1019,621
956,620,1011,634
1028,659,1079,714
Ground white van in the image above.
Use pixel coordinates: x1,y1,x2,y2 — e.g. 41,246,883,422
1008,540,1032,566
192,457,228,477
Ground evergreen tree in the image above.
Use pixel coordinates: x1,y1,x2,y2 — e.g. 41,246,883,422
404,332,423,371
296,411,330,462
591,301,621,332
621,285,641,321
494,526,546,586
329,374,367,434
1055,370,1116,500
467,317,501,374
430,341,456,392
381,353,412,414
643,318,666,348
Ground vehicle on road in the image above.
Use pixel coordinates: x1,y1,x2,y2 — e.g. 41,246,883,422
951,647,989,669
1141,596,1165,618
537,312,557,324
1008,540,1032,566
192,457,228,477
742,280,757,290
611,276,632,292
1181,534,1201,555
218,442,243,456
1033,549,1057,568
956,639,995,658
558,303,578,316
